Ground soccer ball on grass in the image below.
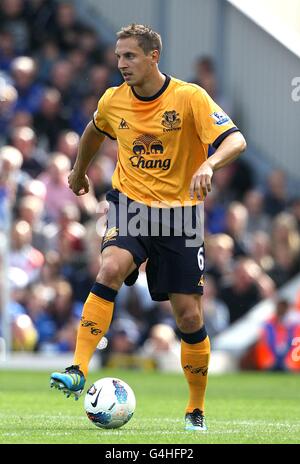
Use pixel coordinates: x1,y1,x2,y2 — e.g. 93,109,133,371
84,377,136,429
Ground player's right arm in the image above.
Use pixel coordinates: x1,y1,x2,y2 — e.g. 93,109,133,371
69,88,116,196
68,121,105,196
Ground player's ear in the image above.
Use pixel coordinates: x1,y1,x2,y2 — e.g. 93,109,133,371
151,49,160,63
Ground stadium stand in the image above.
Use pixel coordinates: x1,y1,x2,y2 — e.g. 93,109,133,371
1,0,300,372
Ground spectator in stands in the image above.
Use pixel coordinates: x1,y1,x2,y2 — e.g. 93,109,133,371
35,40,61,83
22,178,46,201
270,247,299,288
224,201,250,256
140,323,181,372
38,153,77,221
211,165,236,205
255,298,300,372
289,197,300,232
8,281,28,322
48,1,84,52
11,56,44,113
0,83,18,138
33,87,69,150
12,313,38,351
84,207,107,258
24,283,56,349
220,257,275,323
67,48,90,98
50,280,76,329
49,60,75,114
244,189,270,235
9,110,33,131
77,26,105,64
108,318,140,355
98,137,118,164
55,319,78,352
56,130,80,164
272,213,300,259
227,158,254,201
87,156,114,200
0,145,25,203
44,203,86,265
70,93,98,135
88,64,110,99
18,195,49,252
264,170,288,217
0,0,30,54
25,279,78,353
206,233,234,290
69,257,100,309
204,190,226,234
0,29,16,71
250,231,274,274
202,275,230,339
269,212,300,287
10,126,46,178
295,291,300,313
40,250,62,287
26,0,56,52
211,159,254,204
10,219,44,285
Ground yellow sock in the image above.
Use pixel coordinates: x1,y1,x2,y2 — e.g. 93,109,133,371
181,335,210,413
73,283,116,377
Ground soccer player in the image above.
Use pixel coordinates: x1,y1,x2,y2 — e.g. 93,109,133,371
50,24,246,431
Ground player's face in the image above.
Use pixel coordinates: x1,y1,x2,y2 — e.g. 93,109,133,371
115,38,157,87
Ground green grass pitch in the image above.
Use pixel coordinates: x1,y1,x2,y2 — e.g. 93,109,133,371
0,369,299,444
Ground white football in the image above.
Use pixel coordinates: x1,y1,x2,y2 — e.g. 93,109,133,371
84,377,136,429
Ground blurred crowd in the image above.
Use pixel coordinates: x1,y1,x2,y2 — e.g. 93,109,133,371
1,0,300,371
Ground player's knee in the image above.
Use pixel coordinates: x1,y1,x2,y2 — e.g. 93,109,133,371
96,258,123,288
176,311,202,333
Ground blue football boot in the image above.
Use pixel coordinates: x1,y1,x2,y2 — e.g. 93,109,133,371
185,409,207,431
50,365,85,400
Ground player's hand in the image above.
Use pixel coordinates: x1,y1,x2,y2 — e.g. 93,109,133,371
189,160,214,200
68,169,90,196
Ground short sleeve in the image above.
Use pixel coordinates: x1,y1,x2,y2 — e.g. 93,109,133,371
190,87,239,149
93,89,117,140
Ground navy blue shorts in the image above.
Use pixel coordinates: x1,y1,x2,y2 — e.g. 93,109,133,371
101,189,205,301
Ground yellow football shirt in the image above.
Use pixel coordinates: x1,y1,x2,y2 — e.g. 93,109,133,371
93,75,238,206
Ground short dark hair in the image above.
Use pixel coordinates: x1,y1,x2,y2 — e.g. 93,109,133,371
116,24,162,55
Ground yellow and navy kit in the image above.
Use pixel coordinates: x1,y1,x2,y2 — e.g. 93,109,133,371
93,74,239,206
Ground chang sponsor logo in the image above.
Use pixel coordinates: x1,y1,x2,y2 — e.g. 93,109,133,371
129,133,171,171
130,156,171,170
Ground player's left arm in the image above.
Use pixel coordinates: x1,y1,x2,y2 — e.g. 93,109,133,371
189,131,247,200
